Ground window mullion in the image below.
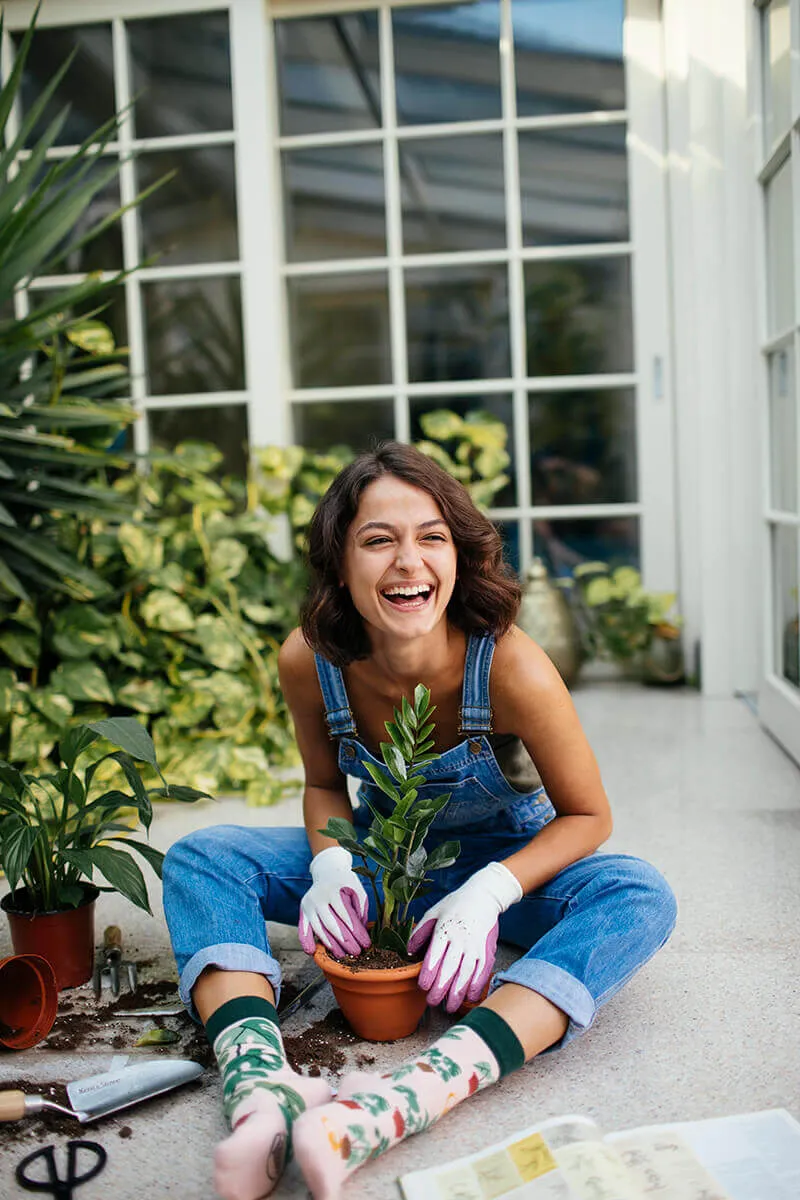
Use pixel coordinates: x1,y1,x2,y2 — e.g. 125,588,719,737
501,0,531,572
381,4,408,443
113,16,148,456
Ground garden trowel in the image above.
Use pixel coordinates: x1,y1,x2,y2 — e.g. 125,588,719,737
0,1057,203,1124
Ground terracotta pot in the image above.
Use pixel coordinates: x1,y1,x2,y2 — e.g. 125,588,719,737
1,884,99,990
314,943,428,1042
0,954,58,1049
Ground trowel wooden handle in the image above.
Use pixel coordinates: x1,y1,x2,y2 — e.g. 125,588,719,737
103,925,123,953
0,1090,26,1120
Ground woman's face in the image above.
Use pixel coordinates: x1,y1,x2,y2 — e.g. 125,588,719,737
340,475,458,646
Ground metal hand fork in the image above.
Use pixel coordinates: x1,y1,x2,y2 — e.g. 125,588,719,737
93,925,137,999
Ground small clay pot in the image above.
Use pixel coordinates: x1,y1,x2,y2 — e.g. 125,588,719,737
1,884,99,990
0,954,58,1049
314,944,428,1042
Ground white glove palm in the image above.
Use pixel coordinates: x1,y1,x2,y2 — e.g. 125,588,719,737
299,846,371,958
407,861,523,1013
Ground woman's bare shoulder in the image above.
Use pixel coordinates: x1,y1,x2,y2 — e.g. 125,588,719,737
491,624,570,716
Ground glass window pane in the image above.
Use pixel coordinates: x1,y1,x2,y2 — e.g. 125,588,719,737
533,515,639,578
529,388,636,505
136,147,238,266
495,519,521,575
763,0,792,153
288,273,391,388
394,2,501,126
401,134,506,254
768,348,798,513
519,125,629,247
32,158,123,274
143,277,244,395
128,12,233,138
525,257,633,375
292,400,395,451
275,13,380,137
772,523,799,687
410,394,516,506
283,144,386,263
766,157,794,337
14,25,115,148
406,265,510,383
148,405,249,479
514,0,624,117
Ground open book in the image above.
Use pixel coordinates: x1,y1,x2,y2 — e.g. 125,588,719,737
399,1108,800,1200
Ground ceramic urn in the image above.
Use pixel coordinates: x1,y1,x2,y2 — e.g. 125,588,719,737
518,557,582,687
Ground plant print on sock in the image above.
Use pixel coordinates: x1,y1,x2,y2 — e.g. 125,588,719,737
214,1018,306,1129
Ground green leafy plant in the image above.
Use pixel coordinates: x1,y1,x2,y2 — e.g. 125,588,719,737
0,716,208,914
561,562,682,664
414,409,511,509
0,6,168,604
0,442,353,803
319,685,460,956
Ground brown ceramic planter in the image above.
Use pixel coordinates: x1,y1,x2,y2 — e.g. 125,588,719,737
0,954,58,1049
1,884,99,990
314,943,428,1042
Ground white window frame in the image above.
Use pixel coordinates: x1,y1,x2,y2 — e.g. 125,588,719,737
3,0,677,596
267,0,676,584
752,0,800,764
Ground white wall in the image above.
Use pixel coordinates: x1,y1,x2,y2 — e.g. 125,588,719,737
663,0,762,695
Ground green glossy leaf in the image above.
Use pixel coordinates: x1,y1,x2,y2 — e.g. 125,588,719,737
147,784,212,803
105,751,152,829
380,742,407,782
118,523,163,573
51,604,121,660
0,815,38,893
88,718,158,767
194,614,245,671
209,537,248,581
117,679,169,714
105,836,164,879
58,845,151,913
425,840,461,871
140,589,194,632
51,662,114,704
363,761,401,803
28,690,73,729
0,628,38,668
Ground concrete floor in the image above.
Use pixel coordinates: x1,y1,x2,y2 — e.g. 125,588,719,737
1,680,799,1198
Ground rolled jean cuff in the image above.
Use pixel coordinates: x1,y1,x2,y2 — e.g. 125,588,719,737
178,943,283,1024
490,957,596,1051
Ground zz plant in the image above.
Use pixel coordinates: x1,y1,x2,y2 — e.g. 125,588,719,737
0,716,206,914
319,686,460,956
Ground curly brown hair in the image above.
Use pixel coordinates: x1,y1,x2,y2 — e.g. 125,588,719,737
300,442,520,665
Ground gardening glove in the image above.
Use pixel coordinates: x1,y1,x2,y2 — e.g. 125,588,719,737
298,846,371,958
407,861,523,1013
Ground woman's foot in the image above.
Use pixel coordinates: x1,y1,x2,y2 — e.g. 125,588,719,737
293,1019,511,1199
215,1073,332,1200
207,996,333,1200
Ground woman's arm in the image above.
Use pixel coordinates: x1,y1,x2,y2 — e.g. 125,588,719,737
277,628,355,856
491,625,613,894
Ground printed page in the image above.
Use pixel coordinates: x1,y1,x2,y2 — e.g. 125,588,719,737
607,1108,800,1200
399,1115,643,1200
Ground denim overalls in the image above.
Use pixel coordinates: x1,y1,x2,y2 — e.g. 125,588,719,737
163,633,677,1046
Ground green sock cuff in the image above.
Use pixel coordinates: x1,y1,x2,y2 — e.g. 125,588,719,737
205,996,278,1047
457,1006,525,1077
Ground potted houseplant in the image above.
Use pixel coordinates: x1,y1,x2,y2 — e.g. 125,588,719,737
0,717,206,988
560,562,685,684
315,685,461,1041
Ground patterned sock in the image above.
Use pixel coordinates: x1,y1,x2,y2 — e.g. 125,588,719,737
208,996,332,1200
292,1008,524,1200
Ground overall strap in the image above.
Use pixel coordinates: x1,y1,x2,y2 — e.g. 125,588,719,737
459,633,495,734
313,653,358,738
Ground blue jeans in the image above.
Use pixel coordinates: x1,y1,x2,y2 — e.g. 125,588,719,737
162,823,676,1048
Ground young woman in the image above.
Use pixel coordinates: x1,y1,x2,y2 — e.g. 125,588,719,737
163,442,677,1200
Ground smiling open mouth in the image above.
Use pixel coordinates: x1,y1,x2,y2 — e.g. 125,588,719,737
381,584,434,609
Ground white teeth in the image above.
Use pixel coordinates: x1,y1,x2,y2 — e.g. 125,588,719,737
382,584,432,597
